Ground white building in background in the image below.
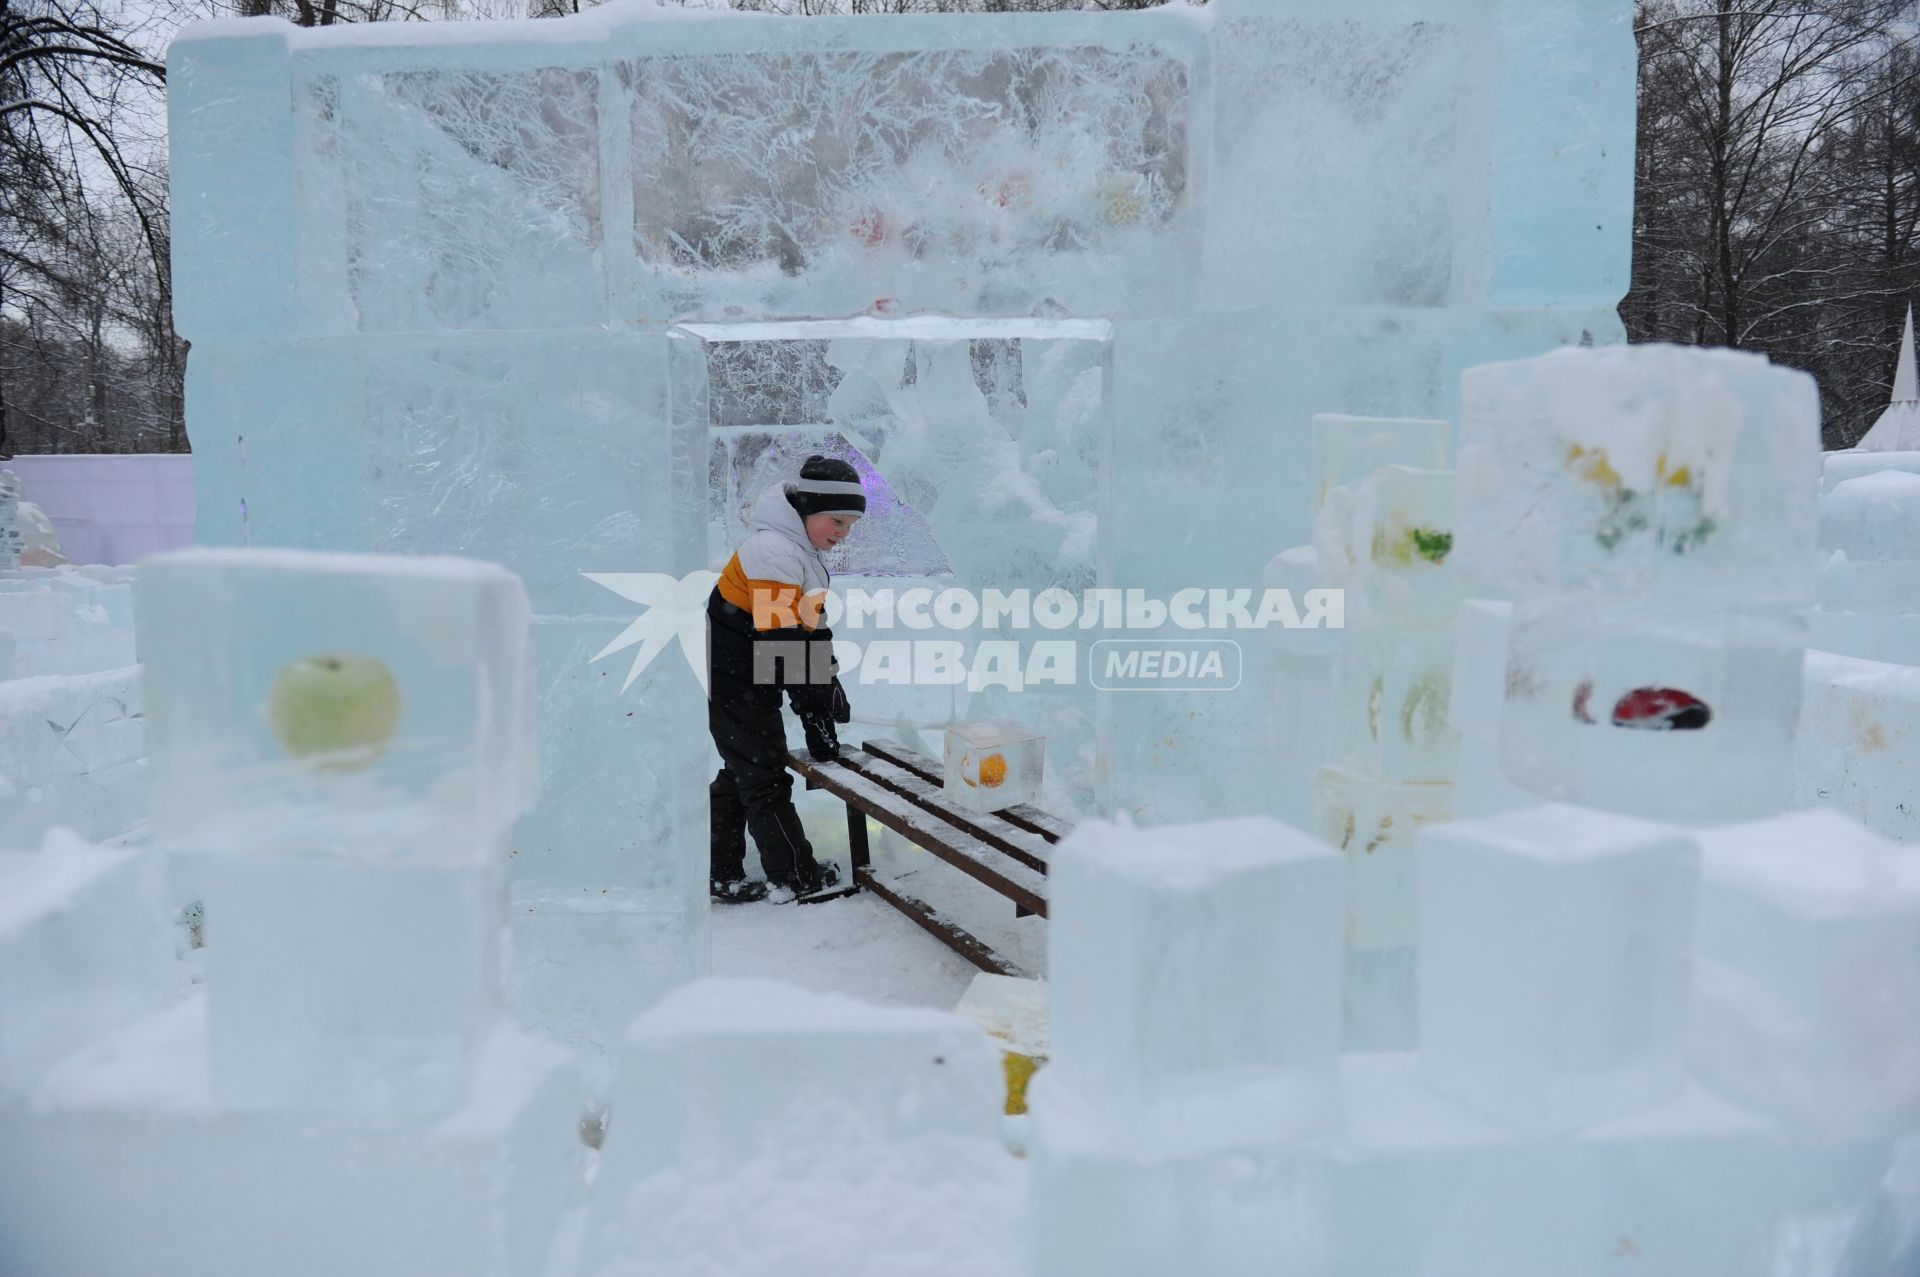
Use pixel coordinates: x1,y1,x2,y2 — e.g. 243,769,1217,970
1854,304,1920,452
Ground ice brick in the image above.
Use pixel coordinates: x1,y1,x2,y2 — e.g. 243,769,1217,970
1314,765,1451,952
1331,466,1458,627
137,549,536,863
1456,345,1821,603
943,718,1044,813
1796,651,1920,843
0,997,585,1277
1310,415,1452,520
1339,625,1458,783
1314,766,1451,1050
1691,809,1920,1135
1047,817,1344,1106
583,979,1005,1275
1820,470,1920,559
1418,804,1699,1133
195,851,505,1114
0,830,172,1091
1501,596,1806,821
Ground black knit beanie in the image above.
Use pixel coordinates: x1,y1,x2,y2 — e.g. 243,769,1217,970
788,455,868,519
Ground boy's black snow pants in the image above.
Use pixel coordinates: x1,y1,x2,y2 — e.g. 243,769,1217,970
707,590,823,889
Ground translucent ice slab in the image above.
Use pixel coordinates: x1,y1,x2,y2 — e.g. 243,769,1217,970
137,549,536,863
1419,804,1698,1134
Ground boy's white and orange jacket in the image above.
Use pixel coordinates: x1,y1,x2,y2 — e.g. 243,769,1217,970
713,484,832,633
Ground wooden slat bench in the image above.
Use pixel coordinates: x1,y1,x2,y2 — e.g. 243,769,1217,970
785,738,1065,978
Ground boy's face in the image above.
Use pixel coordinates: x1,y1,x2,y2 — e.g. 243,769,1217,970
804,512,860,551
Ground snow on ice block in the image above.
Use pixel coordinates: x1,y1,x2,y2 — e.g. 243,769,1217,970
1047,817,1344,1107
1820,470,1920,560
583,979,1007,1276
1796,651,1920,843
1823,449,1920,494
943,718,1044,813
1691,809,1920,1135
0,997,585,1277
1501,596,1805,822
137,549,536,864
194,851,504,1114
1338,624,1458,783
1456,345,1821,604
0,830,172,1093
1309,414,1451,520
1026,1065,1329,1277
1418,804,1698,1134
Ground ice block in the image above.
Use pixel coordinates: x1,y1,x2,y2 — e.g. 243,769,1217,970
1796,651,1920,843
197,853,505,1114
1820,470,1920,560
1046,817,1344,1109
943,719,1044,813
1691,809,1920,1135
1418,804,1699,1133
137,549,537,863
1500,596,1806,821
1456,344,1821,604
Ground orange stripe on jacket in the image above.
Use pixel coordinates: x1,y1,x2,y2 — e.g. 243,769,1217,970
717,552,827,631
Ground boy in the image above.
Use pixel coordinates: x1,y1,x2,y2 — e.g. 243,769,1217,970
707,455,863,904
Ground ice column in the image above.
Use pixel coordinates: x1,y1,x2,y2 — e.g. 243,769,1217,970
1294,415,1458,1049
1029,817,1344,1276
1456,345,1821,822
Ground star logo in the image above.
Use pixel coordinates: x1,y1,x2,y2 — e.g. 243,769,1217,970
583,570,720,693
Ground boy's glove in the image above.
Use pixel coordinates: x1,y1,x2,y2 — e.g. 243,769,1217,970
830,676,851,725
800,708,840,762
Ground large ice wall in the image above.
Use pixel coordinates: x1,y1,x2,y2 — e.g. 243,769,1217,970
168,0,1637,972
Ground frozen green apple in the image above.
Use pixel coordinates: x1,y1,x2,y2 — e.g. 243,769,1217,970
268,654,402,769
